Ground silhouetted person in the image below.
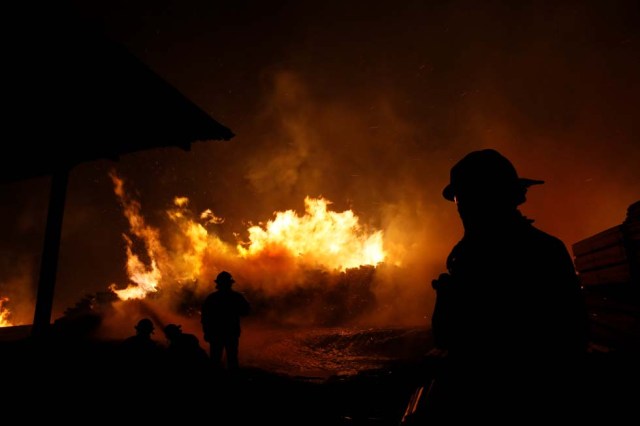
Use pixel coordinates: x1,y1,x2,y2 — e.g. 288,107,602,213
121,318,161,355
119,318,163,379
201,271,250,370
429,149,588,421
164,323,209,368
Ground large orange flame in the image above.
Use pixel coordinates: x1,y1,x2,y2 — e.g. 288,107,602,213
166,196,232,282
107,173,387,301
108,172,164,300
0,297,13,327
238,196,385,271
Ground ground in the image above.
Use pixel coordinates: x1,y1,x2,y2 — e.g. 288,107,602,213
1,296,640,425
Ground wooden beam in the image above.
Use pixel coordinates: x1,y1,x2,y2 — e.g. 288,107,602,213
32,169,69,338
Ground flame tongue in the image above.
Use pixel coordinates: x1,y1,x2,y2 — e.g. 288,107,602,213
108,172,164,300
0,297,13,327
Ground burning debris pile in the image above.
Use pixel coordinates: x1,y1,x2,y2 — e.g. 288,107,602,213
241,265,378,326
58,172,393,335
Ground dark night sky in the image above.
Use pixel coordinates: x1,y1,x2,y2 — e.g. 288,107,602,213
1,0,639,322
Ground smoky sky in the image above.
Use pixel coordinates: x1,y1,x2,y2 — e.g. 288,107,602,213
1,0,639,321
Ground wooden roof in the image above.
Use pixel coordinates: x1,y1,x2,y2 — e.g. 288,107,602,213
1,6,233,182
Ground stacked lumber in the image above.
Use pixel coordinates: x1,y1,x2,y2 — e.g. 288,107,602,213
572,201,640,286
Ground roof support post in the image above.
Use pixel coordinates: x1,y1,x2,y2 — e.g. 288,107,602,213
32,168,69,338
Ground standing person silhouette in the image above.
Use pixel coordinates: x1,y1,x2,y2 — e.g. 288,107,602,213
201,271,250,370
428,149,589,421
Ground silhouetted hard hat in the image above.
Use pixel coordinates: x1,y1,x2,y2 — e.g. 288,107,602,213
215,271,235,285
443,149,544,202
163,323,182,338
135,318,154,334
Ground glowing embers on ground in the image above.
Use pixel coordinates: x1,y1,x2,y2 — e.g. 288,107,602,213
107,172,387,301
238,196,385,271
0,297,13,327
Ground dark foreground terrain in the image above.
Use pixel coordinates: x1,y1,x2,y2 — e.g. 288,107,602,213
0,321,638,425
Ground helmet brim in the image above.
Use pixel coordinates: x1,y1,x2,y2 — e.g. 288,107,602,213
443,178,544,202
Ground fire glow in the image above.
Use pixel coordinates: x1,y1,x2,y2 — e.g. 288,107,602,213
0,297,13,327
108,173,387,301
